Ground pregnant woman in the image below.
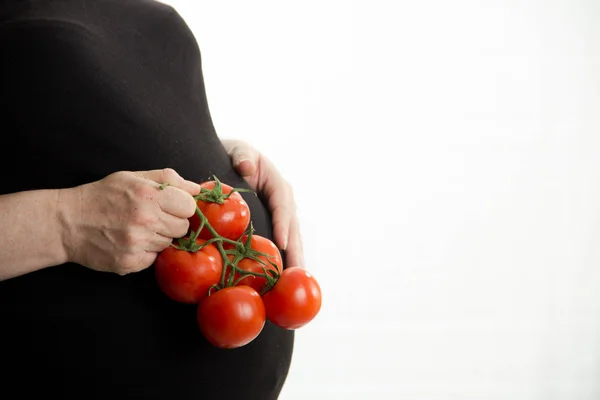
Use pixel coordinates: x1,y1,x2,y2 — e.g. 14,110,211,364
0,1,298,398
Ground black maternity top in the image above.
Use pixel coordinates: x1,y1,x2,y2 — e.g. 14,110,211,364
0,1,294,398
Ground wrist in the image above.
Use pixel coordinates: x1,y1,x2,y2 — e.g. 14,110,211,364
56,186,82,265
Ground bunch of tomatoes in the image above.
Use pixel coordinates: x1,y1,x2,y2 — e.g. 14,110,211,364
154,177,322,349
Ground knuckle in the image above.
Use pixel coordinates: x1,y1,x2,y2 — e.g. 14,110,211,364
130,208,156,226
232,138,245,149
104,171,131,187
110,170,129,180
233,142,257,161
162,168,180,182
132,182,156,200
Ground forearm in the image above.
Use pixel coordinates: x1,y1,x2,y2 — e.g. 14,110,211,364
0,189,70,281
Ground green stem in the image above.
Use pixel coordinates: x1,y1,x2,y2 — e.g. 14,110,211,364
230,266,274,278
169,243,188,251
246,254,280,271
189,217,205,243
193,175,257,204
216,241,238,287
178,177,279,290
195,207,222,239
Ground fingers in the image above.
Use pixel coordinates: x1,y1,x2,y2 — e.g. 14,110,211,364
227,145,304,268
268,186,305,269
156,185,197,218
271,205,291,252
266,181,295,251
284,216,305,269
261,161,305,269
128,168,196,237
222,139,258,177
78,169,199,276
146,233,174,253
133,168,198,218
136,168,201,196
236,159,258,177
156,211,190,239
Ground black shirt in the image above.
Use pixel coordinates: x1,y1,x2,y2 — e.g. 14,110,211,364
0,1,294,398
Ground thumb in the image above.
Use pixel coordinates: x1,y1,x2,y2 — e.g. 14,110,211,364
223,139,258,177
135,168,200,196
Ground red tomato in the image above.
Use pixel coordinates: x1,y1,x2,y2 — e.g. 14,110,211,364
225,234,283,292
154,239,223,304
197,286,266,349
262,267,322,330
188,180,250,241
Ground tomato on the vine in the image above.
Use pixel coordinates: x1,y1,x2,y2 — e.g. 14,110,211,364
154,238,223,304
188,180,250,241
263,267,322,330
197,286,266,349
156,175,322,348
224,234,282,292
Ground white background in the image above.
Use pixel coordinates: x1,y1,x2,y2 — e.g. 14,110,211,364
163,1,600,399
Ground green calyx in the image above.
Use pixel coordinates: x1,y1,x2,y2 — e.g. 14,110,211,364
193,175,254,204
162,175,279,294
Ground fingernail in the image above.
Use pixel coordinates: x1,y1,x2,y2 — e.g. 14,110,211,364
282,236,288,250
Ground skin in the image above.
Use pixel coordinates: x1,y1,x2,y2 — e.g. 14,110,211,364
221,139,304,270
0,139,303,281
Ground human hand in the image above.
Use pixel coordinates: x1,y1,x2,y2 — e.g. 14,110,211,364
60,168,200,275
222,139,304,269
